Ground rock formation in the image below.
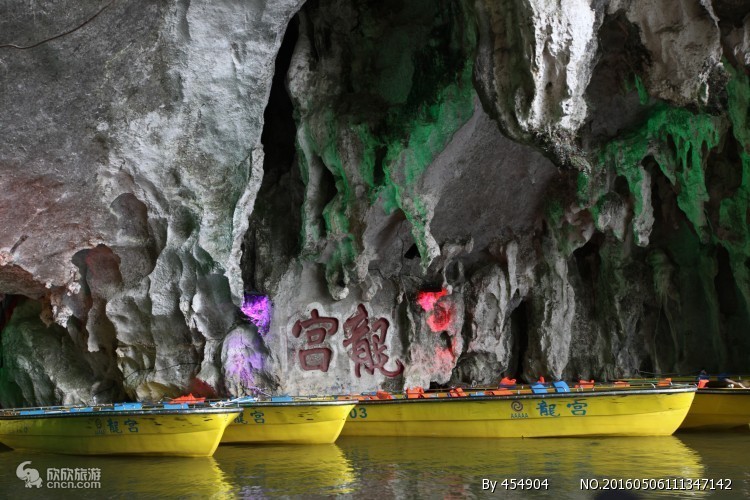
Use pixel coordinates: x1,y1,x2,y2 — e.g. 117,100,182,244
1,0,750,405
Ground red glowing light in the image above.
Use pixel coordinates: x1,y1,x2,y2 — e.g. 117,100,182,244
426,301,454,331
435,345,457,363
416,288,448,311
187,378,218,398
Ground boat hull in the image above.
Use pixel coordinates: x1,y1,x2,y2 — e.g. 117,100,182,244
221,402,355,445
0,409,238,457
680,389,750,430
341,388,695,438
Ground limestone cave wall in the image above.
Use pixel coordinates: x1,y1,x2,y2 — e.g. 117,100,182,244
1,0,750,405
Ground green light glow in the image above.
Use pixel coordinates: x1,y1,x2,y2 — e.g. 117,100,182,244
295,1,476,289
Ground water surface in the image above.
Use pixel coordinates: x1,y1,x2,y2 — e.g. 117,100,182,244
1,432,748,498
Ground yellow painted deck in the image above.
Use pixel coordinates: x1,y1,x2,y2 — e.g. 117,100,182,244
221,401,355,445
680,389,750,430
341,387,696,438
0,407,239,457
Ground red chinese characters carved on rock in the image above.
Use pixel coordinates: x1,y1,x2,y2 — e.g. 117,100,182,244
343,304,404,378
291,309,339,372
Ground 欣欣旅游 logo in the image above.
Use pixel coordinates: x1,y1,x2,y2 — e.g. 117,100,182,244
15,461,102,489
16,461,43,488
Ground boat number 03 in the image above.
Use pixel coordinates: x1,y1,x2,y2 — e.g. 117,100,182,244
349,407,368,419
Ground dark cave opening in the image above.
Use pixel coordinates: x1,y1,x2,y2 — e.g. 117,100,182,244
574,232,604,285
665,136,679,162
300,0,474,149
404,243,421,260
260,16,299,184
715,244,738,316
646,155,685,244
242,14,304,293
584,10,651,144
318,159,338,239
648,157,664,221
445,261,462,283
0,295,20,335
613,174,630,198
439,331,452,350
713,0,750,29
639,351,655,375
706,130,742,233
373,144,387,187
0,294,22,369
510,300,529,380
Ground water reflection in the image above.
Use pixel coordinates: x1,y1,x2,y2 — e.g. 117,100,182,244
676,432,750,499
214,444,354,496
0,448,232,499
336,436,705,499
2,434,749,498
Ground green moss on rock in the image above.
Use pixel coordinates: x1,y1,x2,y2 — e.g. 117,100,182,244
294,0,477,288
593,104,722,242
574,62,750,372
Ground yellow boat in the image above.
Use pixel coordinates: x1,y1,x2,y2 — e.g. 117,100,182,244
0,402,240,457
620,374,750,430
340,383,696,438
681,386,750,430
219,397,355,445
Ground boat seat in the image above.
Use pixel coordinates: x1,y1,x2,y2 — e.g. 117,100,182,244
485,389,513,396
163,403,189,409
448,387,467,397
232,396,258,404
553,381,571,393
576,379,595,389
530,383,548,394
406,387,426,399
114,403,143,410
376,391,393,400
271,396,294,402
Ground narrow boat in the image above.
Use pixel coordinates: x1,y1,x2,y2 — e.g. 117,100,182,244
339,381,696,438
0,402,240,457
680,376,750,430
619,374,750,430
218,396,355,445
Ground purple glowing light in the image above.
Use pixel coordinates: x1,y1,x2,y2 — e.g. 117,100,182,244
224,332,264,391
241,294,272,334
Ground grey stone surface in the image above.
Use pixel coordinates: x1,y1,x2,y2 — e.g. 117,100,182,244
1,0,749,405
